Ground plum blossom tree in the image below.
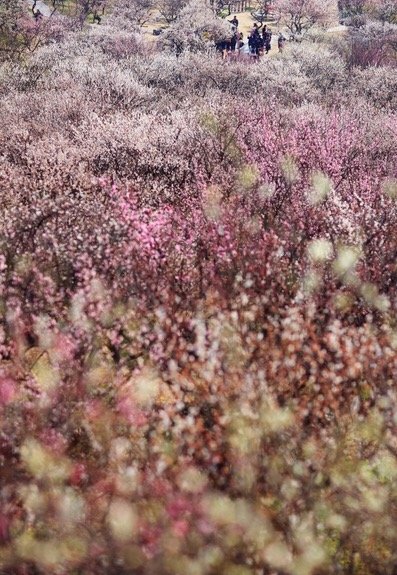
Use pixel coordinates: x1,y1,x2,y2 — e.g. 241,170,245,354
340,0,397,24
352,64,397,109
363,0,397,22
76,0,106,25
108,0,154,28
252,0,273,24
0,0,24,60
157,0,187,23
274,0,339,36
338,0,367,17
346,20,397,66
160,0,231,53
0,0,69,61
208,0,245,16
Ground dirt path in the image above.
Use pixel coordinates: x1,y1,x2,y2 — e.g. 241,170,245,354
26,0,53,17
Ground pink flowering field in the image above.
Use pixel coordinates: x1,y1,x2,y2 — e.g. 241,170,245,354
1,0,397,574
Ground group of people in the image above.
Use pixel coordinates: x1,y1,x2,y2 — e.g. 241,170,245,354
216,15,287,60
248,23,273,56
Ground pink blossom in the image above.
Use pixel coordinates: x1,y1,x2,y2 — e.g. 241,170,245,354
117,396,148,427
172,519,189,538
0,378,16,406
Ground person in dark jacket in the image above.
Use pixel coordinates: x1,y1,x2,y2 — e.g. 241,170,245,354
229,15,239,29
249,25,262,58
230,30,238,51
263,25,272,54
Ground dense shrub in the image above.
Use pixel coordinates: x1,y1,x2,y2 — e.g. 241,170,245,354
351,64,397,108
